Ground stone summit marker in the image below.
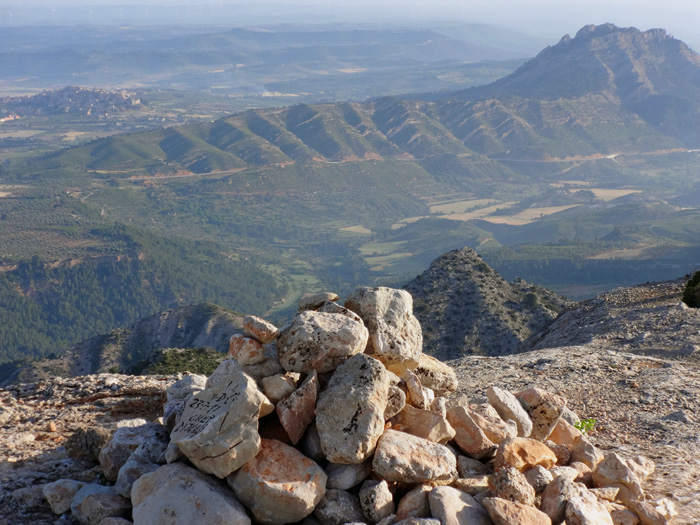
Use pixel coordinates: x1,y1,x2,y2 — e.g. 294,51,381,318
171,369,272,478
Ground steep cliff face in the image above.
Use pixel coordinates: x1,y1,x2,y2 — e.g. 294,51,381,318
404,247,571,360
4,303,244,385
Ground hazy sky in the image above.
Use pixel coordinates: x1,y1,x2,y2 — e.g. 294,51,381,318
5,0,700,46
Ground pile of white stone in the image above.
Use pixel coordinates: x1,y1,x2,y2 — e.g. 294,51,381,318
42,287,676,524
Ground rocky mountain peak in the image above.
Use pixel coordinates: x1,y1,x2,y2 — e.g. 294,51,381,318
1,283,690,524
404,248,571,360
448,23,700,145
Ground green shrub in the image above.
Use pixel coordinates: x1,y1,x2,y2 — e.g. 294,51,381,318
574,417,597,434
683,270,700,308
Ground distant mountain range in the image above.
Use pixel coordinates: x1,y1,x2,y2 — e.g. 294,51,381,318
15,24,700,181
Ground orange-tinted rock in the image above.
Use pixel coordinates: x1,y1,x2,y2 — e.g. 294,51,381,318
228,334,266,365
276,371,318,445
592,452,644,501
515,387,566,441
243,315,280,344
483,497,553,525
470,410,518,445
446,406,496,459
389,404,455,444
395,484,432,521
494,438,557,472
549,419,582,448
413,353,458,396
227,439,327,524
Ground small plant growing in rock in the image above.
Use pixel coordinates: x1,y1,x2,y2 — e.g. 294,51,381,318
574,417,597,434
682,270,700,308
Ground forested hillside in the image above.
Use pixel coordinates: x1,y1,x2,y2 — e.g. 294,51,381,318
0,225,283,363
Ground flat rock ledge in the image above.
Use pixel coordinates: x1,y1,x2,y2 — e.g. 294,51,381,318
0,286,683,525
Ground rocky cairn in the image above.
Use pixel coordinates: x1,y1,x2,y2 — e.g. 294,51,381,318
42,287,675,524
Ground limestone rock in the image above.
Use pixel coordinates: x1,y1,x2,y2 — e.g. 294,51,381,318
570,461,593,485
389,404,455,444
360,480,395,523
566,496,615,525
590,486,620,502
625,500,671,525
345,287,423,369
313,489,365,525
228,333,266,365
446,406,497,459
70,484,131,525
98,423,168,481
515,387,566,441
454,476,490,496
114,455,160,499
227,438,327,524
469,409,518,445
570,436,603,470
457,455,491,477
373,429,457,483
541,476,593,525
385,385,407,420
325,459,373,490
486,386,533,438
243,315,280,343
316,354,389,464
276,371,318,444
546,440,572,466
413,353,458,396
482,497,552,525
299,292,340,312
277,311,369,373
395,484,432,521
395,519,441,525
592,452,644,500
431,396,448,417
43,479,86,515
524,464,554,494
206,351,284,388
165,373,207,402
551,467,580,485
489,465,536,505
162,399,185,431
428,486,492,525
261,373,298,404
132,463,250,525
318,301,364,324
610,508,641,525
164,441,183,464
171,370,268,478
494,438,558,472
403,368,430,409
548,418,582,448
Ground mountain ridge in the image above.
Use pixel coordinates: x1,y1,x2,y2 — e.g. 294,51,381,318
11,24,700,181
405,247,571,360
